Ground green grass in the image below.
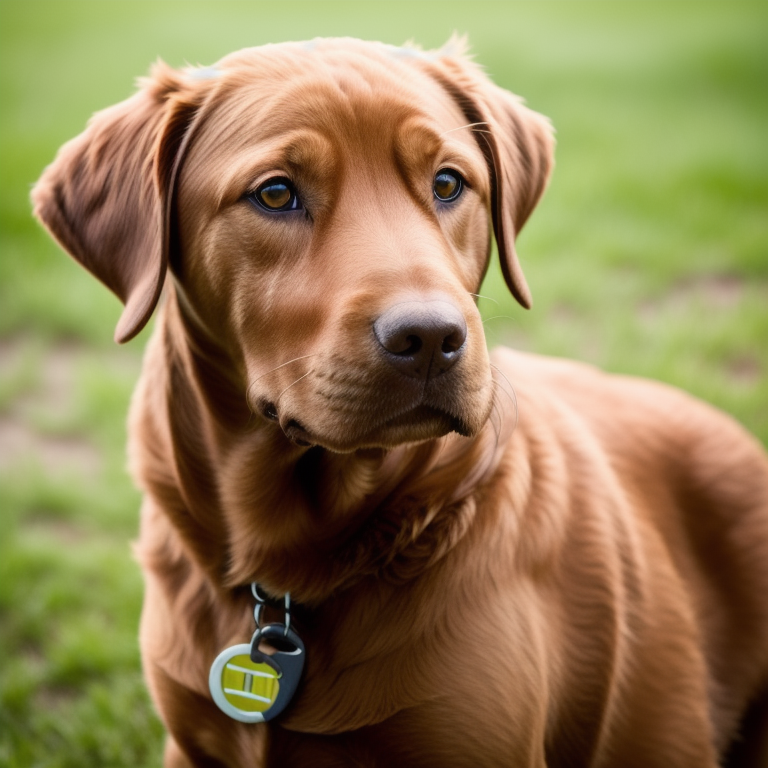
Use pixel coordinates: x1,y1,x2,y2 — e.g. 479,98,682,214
1,1,766,765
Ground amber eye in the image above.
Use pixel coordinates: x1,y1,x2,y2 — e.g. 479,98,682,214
248,177,301,212
433,169,463,203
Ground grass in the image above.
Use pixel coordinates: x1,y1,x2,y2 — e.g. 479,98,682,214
0,1,766,765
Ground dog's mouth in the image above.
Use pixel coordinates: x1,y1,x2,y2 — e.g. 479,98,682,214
380,403,470,437
262,398,472,452
253,344,495,453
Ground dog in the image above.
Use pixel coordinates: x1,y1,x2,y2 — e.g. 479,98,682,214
33,38,768,767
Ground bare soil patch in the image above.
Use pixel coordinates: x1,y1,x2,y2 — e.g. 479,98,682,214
727,355,762,386
22,515,90,544
0,336,139,479
639,273,753,321
0,416,102,478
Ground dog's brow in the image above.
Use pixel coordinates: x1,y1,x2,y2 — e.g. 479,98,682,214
209,130,334,209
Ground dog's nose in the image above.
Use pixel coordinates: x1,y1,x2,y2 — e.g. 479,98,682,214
373,299,467,379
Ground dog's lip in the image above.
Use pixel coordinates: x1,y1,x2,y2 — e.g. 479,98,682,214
362,385,480,440
379,403,468,436
282,401,470,453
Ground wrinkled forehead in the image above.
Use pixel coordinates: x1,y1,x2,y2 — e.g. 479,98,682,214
189,41,481,168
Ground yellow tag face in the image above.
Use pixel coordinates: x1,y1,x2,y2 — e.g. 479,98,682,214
209,644,280,722
222,652,279,712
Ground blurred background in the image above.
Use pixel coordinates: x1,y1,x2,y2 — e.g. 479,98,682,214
0,1,766,765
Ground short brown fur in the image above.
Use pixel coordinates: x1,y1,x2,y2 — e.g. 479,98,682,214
33,39,768,767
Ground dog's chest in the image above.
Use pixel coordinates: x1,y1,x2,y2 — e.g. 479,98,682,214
260,607,549,766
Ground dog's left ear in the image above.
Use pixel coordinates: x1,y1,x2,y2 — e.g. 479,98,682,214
32,62,215,343
427,48,554,309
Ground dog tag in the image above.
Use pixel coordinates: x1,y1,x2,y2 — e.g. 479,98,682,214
209,643,281,723
249,623,305,722
209,624,305,723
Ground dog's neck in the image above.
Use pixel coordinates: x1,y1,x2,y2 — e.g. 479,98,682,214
131,291,510,605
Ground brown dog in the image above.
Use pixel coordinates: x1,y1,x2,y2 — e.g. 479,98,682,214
33,38,768,767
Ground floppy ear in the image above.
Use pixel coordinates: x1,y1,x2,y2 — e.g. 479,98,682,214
32,62,212,343
429,51,554,309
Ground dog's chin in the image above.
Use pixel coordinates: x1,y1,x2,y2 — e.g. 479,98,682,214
360,405,468,450
287,403,487,454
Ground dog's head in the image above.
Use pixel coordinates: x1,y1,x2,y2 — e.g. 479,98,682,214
33,38,553,453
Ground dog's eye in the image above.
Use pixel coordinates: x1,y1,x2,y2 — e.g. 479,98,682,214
249,178,302,212
433,169,463,203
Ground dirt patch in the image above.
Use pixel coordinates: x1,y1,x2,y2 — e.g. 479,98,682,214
0,416,102,478
0,336,139,479
35,342,83,413
550,303,580,324
0,336,30,372
33,682,81,711
727,355,761,386
17,647,81,711
22,516,90,544
4,337,85,417
676,274,745,308
640,273,749,320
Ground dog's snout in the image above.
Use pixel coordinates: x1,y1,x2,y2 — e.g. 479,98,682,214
373,300,467,379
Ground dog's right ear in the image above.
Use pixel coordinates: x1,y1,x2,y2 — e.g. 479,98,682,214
32,62,215,343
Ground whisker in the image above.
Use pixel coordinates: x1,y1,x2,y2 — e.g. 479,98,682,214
251,354,317,385
246,353,317,409
488,388,502,454
276,370,313,405
439,121,490,138
482,315,515,325
490,363,519,436
470,379,507,485
469,127,501,181
491,378,517,425
469,293,498,305
490,381,517,444
489,361,514,388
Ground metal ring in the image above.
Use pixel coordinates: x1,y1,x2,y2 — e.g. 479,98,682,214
251,584,292,636
249,626,284,674
251,583,268,602
284,594,291,635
